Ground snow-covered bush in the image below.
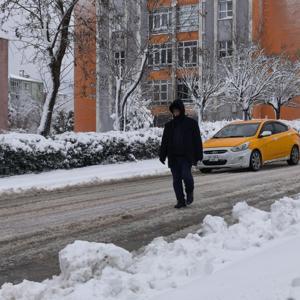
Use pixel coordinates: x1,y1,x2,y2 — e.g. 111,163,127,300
0,129,162,176
52,110,74,134
125,93,153,131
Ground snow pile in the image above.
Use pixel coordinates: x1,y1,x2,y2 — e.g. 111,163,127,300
1,196,300,300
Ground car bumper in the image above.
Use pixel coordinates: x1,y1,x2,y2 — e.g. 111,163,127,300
199,148,252,169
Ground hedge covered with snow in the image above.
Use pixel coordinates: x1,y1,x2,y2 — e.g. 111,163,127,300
1,120,300,176
0,129,163,176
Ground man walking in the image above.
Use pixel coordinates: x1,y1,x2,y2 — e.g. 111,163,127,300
159,99,203,209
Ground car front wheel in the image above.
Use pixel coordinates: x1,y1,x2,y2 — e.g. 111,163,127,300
288,146,299,166
249,150,262,171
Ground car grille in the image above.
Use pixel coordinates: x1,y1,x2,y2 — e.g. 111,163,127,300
203,160,227,166
204,150,228,154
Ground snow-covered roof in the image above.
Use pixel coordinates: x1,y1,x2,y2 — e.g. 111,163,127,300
9,74,43,84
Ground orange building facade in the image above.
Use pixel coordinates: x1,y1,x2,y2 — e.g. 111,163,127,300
74,0,300,132
147,0,202,126
74,2,97,132
252,0,300,120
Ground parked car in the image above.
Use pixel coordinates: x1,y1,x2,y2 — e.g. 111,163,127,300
199,120,300,172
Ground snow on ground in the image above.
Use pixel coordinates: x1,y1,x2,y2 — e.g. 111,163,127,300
0,159,169,196
1,195,300,300
154,236,300,300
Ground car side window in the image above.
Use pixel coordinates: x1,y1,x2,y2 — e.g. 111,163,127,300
261,122,274,135
273,122,288,134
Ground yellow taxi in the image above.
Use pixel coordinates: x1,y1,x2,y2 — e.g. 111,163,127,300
199,120,300,172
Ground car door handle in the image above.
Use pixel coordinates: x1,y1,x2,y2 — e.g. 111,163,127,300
273,138,278,141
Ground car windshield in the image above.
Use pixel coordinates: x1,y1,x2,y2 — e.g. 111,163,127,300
213,123,261,138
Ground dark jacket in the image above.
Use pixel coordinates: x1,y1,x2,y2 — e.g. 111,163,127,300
159,100,203,168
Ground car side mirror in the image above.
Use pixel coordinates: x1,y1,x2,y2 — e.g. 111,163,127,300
260,130,272,138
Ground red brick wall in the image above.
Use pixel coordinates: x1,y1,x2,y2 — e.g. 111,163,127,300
0,38,8,132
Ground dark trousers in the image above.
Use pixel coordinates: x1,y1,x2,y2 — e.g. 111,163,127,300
170,157,194,204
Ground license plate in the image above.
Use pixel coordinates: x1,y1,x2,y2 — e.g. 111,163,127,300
209,155,220,162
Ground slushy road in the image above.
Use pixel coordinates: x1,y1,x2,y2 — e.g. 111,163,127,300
1,163,300,285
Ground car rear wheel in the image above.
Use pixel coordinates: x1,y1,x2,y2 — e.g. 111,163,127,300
200,168,212,174
287,146,299,166
249,150,262,171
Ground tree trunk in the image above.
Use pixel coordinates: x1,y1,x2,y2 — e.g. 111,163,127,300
243,109,249,121
275,106,281,120
114,77,122,130
120,51,148,130
37,4,73,136
197,106,204,126
38,72,61,136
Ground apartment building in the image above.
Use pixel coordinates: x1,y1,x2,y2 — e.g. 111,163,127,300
0,38,8,132
147,0,202,126
74,0,148,132
147,0,252,125
9,71,44,103
74,0,300,132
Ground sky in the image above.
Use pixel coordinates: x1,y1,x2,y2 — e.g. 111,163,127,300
0,17,42,80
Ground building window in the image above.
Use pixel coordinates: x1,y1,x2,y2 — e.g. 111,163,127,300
149,8,172,33
177,80,193,102
114,51,125,66
10,79,20,91
219,40,233,57
219,0,233,19
149,80,172,103
24,82,30,91
148,43,172,68
177,5,199,32
178,41,198,67
112,14,124,32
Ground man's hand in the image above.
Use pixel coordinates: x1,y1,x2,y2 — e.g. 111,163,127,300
159,158,165,165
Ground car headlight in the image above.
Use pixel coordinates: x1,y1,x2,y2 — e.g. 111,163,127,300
231,142,250,152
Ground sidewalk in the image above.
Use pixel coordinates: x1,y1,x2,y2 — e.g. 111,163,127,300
0,159,169,196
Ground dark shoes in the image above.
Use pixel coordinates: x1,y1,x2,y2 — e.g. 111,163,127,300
174,202,187,209
174,193,194,209
186,193,194,205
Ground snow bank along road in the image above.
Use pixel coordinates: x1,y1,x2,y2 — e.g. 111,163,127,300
1,163,300,285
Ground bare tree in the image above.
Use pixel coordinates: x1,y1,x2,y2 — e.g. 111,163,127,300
220,45,282,120
0,0,87,136
93,0,151,131
114,48,149,131
180,56,224,124
265,59,300,119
